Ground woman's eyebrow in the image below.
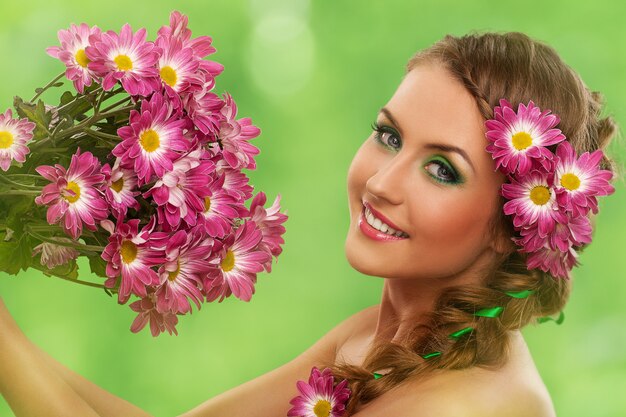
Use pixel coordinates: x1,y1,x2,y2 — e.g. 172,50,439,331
378,107,476,174
379,107,404,136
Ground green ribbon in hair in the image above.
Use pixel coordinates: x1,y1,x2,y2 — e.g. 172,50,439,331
474,306,504,317
504,289,534,298
537,311,565,325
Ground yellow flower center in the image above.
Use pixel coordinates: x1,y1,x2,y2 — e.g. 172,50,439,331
221,250,235,272
313,399,332,417
120,240,138,264
160,66,178,87
63,181,81,203
560,173,581,191
114,54,133,71
111,177,124,193
168,260,181,281
204,197,211,212
139,129,160,152
529,185,550,205
511,131,533,151
75,49,90,68
0,131,13,149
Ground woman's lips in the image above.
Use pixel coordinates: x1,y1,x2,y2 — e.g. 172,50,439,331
358,205,409,242
362,201,407,234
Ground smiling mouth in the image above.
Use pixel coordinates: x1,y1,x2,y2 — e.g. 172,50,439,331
362,204,409,238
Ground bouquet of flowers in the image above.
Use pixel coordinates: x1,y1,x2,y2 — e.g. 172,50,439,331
0,11,288,336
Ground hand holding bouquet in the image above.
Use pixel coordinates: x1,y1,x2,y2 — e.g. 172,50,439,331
0,11,287,337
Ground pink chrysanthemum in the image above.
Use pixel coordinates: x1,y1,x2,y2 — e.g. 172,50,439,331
485,99,566,176
217,163,254,202
183,81,225,136
129,290,179,337
157,10,219,64
203,221,271,303
217,93,261,170
196,171,246,238
0,109,36,171
143,148,215,230
248,192,288,272
101,158,141,218
34,148,109,239
155,34,201,93
46,23,102,93
553,140,615,217
513,212,593,253
113,92,190,186
501,169,567,238
101,216,168,304
32,239,80,269
525,243,580,280
86,23,160,96
287,367,351,417
154,227,217,314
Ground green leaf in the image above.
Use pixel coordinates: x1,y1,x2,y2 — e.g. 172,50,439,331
60,90,75,106
2,195,35,235
13,96,52,140
87,253,108,278
0,234,33,275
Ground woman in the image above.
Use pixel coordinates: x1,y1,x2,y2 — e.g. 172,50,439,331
0,31,619,417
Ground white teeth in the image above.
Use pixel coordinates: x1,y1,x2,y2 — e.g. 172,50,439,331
364,206,408,238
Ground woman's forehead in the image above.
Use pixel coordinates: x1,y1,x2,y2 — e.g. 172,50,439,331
381,63,493,172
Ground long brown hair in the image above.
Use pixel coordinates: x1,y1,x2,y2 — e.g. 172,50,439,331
320,31,622,415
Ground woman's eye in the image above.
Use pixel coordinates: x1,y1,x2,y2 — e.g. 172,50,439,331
424,160,459,184
371,122,401,150
380,132,401,149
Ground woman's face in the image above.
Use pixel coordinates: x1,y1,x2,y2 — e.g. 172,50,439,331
345,62,510,281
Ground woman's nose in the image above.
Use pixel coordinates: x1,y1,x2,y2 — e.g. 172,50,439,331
365,157,406,206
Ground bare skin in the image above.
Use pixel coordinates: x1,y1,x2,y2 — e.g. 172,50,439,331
335,305,557,416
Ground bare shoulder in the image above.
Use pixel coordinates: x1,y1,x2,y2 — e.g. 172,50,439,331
398,331,556,417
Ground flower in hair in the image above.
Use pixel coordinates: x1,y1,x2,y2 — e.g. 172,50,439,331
287,367,351,417
485,99,565,176
485,99,615,280
553,140,615,217
501,169,568,237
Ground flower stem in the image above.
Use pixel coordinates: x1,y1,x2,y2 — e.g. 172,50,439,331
30,72,66,102
0,175,41,190
2,190,40,196
25,228,105,252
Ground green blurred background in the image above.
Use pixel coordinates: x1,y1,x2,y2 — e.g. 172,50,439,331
1,0,625,415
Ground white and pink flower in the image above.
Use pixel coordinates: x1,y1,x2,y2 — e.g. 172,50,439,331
553,140,615,217
154,227,217,314
203,221,271,303
0,109,36,172
143,148,215,230
101,216,168,304
196,171,247,238
32,239,80,269
113,92,190,186
86,23,160,96
46,23,102,93
101,158,141,219
217,93,261,170
248,191,288,272
129,290,179,337
485,99,565,176
287,367,351,417
34,148,109,240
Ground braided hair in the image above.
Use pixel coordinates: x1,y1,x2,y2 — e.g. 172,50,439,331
317,31,621,416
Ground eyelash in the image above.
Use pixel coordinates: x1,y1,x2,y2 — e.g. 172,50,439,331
370,121,462,185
